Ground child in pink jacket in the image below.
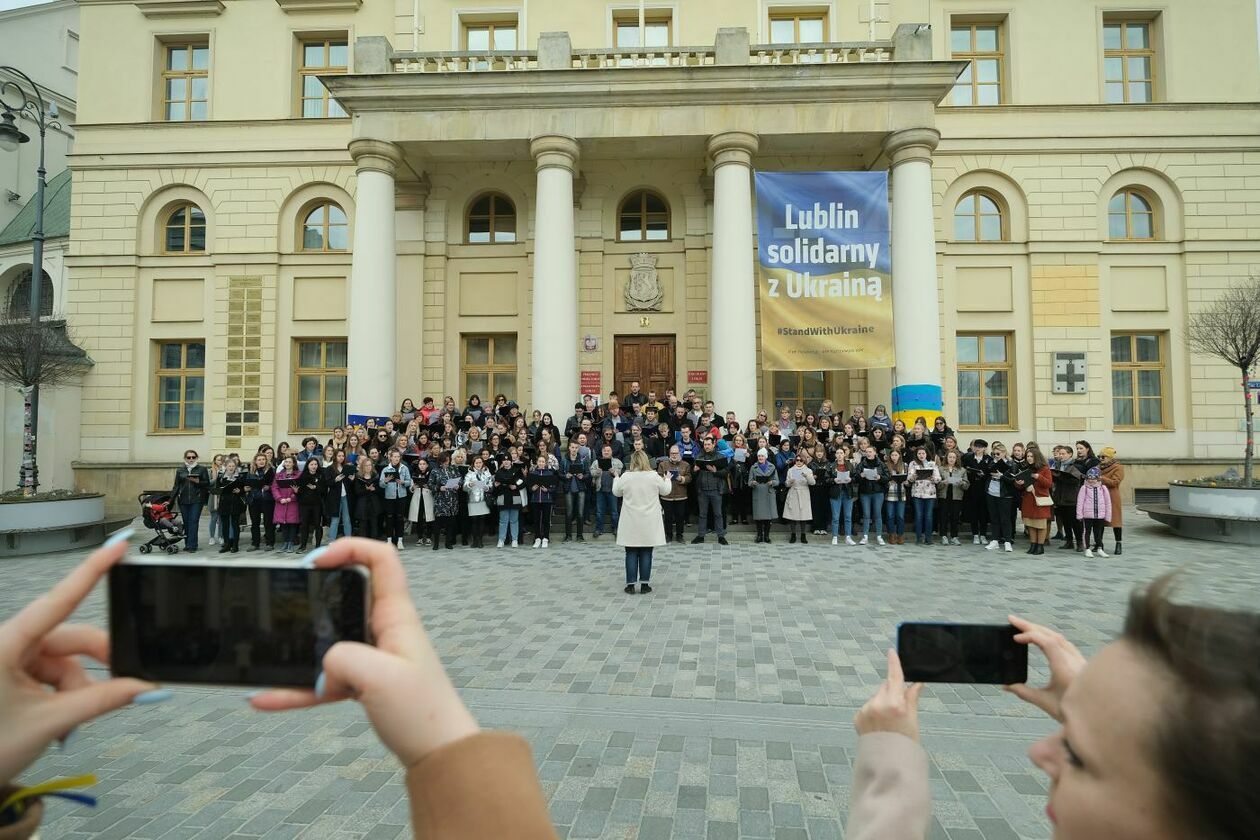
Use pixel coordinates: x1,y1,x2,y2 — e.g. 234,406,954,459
1076,466,1112,557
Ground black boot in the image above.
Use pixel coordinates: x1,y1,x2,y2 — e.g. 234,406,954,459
789,532,796,544
1114,543,1122,555
800,531,808,544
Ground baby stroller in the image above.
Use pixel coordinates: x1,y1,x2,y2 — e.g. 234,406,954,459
137,491,186,554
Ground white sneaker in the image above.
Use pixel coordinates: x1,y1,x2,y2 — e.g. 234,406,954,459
1095,547,1108,558
511,540,518,547
533,538,542,548
859,535,868,545
986,540,999,551
497,540,504,548
1084,547,1094,558
541,538,549,548
1003,542,1013,552
831,536,838,546
845,536,856,545
951,537,961,546
209,537,217,546
973,535,982,545
876,535,886,546
941,536,949,545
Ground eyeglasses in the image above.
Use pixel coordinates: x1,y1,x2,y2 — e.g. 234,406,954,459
185,455,197,461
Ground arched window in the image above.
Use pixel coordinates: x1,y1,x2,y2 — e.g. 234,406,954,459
301,201,348,251
163,202,207,253
6,268,54,319
1108,188,1155,240
953,189,1005,241
618,190,670,242
466,192,516,244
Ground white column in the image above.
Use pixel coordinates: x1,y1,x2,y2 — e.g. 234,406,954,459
529,135,580,416
707,131,760,421
884,128,944,426
347,138,403,423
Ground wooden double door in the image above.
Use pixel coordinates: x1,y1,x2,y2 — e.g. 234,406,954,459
614,335,675,399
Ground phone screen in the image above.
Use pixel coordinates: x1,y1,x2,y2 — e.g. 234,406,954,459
109,562,370,688
897,622,1027,684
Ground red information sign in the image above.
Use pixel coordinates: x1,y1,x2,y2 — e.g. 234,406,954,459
580,370,601,395
687,370,708,384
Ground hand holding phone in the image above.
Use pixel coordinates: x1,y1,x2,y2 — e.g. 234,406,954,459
854,649,923,743
896,622,1028,685
1002,615,1087,722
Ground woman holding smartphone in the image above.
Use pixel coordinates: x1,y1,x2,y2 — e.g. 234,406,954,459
270,455,301,553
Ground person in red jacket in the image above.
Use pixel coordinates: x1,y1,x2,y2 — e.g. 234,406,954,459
1016,447,1054,555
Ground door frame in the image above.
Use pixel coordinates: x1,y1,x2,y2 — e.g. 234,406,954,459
613,333,677,400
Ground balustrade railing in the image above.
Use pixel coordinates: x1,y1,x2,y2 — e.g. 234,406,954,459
391,50,538,73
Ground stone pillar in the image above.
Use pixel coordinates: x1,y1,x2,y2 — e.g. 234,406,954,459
884,128,944,426
707,131,760,421
347,138,403,423
530,135,580,415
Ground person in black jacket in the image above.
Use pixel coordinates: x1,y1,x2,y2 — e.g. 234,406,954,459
961,439,992,544
351,457,382,540
323,449,354,541
295,457,327,551
172,449,211,552
245,452,276,551
214,461,247,553
855,443,889,545
983,442,1017,552
1050,444,1086,552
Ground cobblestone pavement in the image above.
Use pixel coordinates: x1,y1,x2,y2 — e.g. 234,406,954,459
3,510,1256,839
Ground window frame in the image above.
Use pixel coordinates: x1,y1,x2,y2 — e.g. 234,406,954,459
299,200,349,252
1110,331,1169,430
461,333,518,401
462,18,519,51
160,41,209,122
152,340,206,434
955,332,1015,430
162,202,207,254
617,189,671,242
767,10,829,44
1102,18,1157,104
298,36,348,119
771,370,831,416
948,19,1004,106
292,338,348,433
952,188,1007,242
1107,187,1157,241
464,192,517,244
612,10,674,49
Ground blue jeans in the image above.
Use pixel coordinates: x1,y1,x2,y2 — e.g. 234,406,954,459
830,496,855,537
913,498,935,542
498,508,520,543
625,547,653,584
327,496,353,540
859,493,883,536
885,499,906,535
565,490,585,537
179,502,203,549
595,491,619,534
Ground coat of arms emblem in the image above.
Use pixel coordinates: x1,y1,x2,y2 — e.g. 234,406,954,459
624,252,664,311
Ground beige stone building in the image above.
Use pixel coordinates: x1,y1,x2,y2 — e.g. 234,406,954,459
62,0,1260,504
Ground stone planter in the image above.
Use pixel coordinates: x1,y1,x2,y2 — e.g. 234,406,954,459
1139,482,1260,546
0,493,132,557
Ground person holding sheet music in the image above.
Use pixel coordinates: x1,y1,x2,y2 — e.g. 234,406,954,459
961,439,992,544
270,455,301,553
984,442,1017,552
747,449,779,543
883,450,909,545
782,453,816,544
528,454,558,548
323,448,354,541
908,447,941,546
1049,444,1085,552
214,459,247,553
657,445,692,543
463,455,493,548
245,452,276,551
1016,447,1054,554
493,457,527,548
690,436,729,545
424,452,458,551
855,443,888,546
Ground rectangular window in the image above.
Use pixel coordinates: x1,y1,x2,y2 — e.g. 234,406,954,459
614,13,672,48
769,11,828,44
773,371,829,416
1110,332,1167,428
299,38,348,118
464,19,518,51
1103,18,1156,103
949,20,1003,106
956,333,1013,428
462,334,517,401
162,42,209,122
154,340,205,432
294,339,348,432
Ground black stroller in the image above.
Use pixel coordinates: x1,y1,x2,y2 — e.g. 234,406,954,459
137,490,186,554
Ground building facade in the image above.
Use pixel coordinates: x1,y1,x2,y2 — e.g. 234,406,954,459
66,0,1260,504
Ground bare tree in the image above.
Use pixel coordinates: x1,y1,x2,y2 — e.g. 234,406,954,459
0,316,91,494
1185,274,1260,486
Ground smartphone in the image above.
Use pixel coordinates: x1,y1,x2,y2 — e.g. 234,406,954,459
109,558,371,688
896,622,1027,684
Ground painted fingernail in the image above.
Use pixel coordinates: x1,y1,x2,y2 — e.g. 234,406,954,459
314,671,326,700
104,528,136,549
300,547,328,569
132,689,173,705
58,728,78,750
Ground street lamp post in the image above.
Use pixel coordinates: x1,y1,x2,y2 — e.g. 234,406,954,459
0,67,61,494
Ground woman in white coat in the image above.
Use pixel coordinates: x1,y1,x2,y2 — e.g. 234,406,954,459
463,454,494,548
782,452,817,544
612,450,672,595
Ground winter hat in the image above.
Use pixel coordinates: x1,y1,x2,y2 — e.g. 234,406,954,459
1100,446,1117,459
757,448,769,458
971,438,989,448
1086,467,1102,480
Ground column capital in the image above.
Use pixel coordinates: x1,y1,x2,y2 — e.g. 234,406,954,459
707,131,759,170
882,128,940,167
349,138,405,177
530,134,580,173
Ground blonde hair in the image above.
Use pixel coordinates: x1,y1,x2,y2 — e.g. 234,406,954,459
628,450,653,472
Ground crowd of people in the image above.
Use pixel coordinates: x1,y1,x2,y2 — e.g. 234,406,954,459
2,536,1256,840
166,385,1130,571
